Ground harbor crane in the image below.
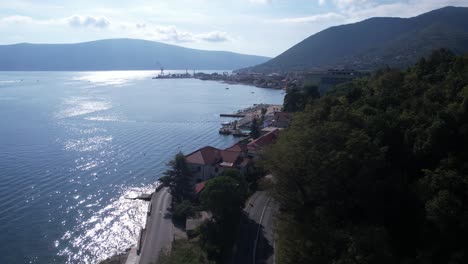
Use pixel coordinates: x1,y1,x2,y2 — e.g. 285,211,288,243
155,61,164,76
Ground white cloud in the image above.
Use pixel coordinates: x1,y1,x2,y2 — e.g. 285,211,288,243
318,0,371,9
333,0,370,9
134,24,231,43
276,12,345,23
0,15,33,24
197,31,231,42
67,15,110,28
136,23,146,29
249,0,272,4
309,0,468,25
153,25,195,42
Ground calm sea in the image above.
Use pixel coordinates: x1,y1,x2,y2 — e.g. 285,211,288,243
0,71,284,264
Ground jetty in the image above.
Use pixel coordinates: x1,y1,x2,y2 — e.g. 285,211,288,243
125,193,153,201
220,114,246,118
219,104,282,136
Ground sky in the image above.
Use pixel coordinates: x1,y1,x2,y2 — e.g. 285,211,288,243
0,0,467,57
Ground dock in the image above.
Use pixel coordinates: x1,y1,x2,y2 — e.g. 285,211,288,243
220,114,246,118
125,193,153,201
218,104,282,136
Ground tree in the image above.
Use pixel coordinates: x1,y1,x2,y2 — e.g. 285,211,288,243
265,50,468,264
159,240,213,264
160,152,194,204
250,118,261,139
199,175,248,261
200,176,247,221
283,87,304,112
172,200,196,222
283,85,320,112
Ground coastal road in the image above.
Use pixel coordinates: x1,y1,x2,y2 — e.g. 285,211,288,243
138,187,173,264
233,191,276,264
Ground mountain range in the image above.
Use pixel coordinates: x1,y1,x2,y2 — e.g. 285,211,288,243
0,39,270,71
241,6,468,73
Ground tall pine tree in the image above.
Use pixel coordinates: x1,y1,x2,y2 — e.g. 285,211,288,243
161,152,193,203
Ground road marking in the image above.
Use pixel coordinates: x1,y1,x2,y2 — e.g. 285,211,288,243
245,192,260,214
253,197,271,264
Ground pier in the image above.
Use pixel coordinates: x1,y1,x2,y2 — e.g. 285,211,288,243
218,104,282,136
220,114,246,118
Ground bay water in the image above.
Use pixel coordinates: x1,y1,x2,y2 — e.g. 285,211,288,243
0,71,284,263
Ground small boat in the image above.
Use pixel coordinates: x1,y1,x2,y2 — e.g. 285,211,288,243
225,87,230,90
219,128,232,135
251,92,255,94
232,130,249,137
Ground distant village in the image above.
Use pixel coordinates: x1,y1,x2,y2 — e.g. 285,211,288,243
197,69,370,91
154,69,371,94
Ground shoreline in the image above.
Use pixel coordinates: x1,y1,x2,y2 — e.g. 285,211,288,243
100,100,285,264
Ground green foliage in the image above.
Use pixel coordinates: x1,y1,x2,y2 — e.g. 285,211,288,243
172,200,196,222
244,164,266,193
283,84,320,112
250,118,261,139
200,176,247,221
159,240,213,264
161,152,194,204
198,175,248,261
265,50,468,263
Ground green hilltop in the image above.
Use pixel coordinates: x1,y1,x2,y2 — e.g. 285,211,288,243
241,6,468,73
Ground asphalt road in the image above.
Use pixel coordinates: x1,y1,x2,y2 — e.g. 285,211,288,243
138,187,173,264
233,191,276,264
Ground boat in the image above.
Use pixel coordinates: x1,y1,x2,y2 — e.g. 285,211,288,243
225,87,230,90
219,128,232,135
232,130,249,137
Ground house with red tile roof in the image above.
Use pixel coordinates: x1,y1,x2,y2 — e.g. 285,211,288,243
247,128,280,158
272,112,292,128
185,143,253,183
224,143,248,154
185,146,222,182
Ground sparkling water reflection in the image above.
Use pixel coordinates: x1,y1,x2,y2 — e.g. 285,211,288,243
0,71,284,264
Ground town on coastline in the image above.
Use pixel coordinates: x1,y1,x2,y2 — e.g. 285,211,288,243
101,67,370,264
153,68,370,93
96,61,375,264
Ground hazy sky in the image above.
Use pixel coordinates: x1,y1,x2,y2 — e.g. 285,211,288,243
0,0,467,57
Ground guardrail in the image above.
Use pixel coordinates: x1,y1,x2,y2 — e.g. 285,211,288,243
155,181,165,193
147,202,152,216
136,228,145,255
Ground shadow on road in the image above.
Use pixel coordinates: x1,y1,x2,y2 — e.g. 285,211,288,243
233,213,274,264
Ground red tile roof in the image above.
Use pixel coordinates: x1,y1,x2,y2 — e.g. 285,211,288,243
185,146,221,165
220,150,240,164
247,129,280,151
195,181,206,194
224,143,247,152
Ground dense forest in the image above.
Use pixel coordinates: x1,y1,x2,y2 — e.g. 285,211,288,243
265,49,468,263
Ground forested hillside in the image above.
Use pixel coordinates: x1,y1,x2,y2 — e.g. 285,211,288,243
265,49,468,263
242,6,468,73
